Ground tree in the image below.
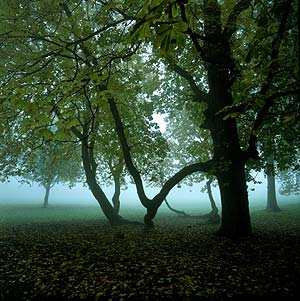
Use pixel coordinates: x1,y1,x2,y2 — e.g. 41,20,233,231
119,0,299,237
0,0,298,238
21,142,82,208
265,155,280,211
0,0,169,225
0,0,135,225
278,148,300,196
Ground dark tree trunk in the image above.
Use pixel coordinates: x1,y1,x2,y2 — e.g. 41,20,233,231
216,162,252,237
112,174,121,214
205,178,220,224
203,58,252,237
266,156,280,211
80,137,124,226
153,0,253,238
206,178,218,214
43,183,51,208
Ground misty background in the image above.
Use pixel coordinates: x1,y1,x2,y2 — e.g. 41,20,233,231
0,173,298,211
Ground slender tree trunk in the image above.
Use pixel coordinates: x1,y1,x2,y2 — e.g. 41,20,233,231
112,174,121,214
266,156,280,211
80,138,124,226
206,178,218,215
43,183,51,208
165,199,190,216
205,178,220,224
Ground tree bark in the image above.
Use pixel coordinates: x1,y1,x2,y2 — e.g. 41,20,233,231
205,178,220,224
202,54,252,237
72,121,127,225
206,178,218,215
43,182,51,208
80,140,124,226
112,174,121,214
216,162,252,237
266,156,280,211
201,53,251,236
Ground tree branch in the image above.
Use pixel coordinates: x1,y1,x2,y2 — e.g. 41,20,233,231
168,60,209,103
178,2,206,58
223,0,252,39
108,98,213,210
246,0,293,159
108,98,151,208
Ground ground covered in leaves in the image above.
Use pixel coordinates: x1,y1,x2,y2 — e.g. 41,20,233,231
0,203,300,300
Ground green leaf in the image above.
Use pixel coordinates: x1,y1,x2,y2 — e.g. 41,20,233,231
173,21,188,33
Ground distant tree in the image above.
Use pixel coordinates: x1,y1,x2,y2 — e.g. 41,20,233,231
265,154,280,211
21,142,82,208
278,150,300,197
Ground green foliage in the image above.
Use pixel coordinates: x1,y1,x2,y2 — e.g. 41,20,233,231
131,0,188,56
279,165,300,196
0,0,169,198
20,142,82,190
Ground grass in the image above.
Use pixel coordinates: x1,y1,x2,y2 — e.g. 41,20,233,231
0,203,105,225
0,201,300,300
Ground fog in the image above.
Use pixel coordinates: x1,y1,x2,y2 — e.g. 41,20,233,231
0,173,298,211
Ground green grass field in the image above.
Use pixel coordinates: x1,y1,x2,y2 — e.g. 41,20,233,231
0,201,300,300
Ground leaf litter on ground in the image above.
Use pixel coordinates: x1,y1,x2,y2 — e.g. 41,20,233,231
0,203,300,300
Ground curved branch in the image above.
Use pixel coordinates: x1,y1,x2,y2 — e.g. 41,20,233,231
178,2,205,58
168,60,209,103
108,98,213,210
153,161,212,205
165,199,190,216
223,0,252,39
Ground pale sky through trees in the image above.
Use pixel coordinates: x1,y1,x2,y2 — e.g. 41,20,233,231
0,114,298,209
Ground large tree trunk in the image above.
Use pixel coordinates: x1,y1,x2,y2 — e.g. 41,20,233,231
266,156,280,211
43,182,51,208
203,40,252,237
216,162,252,237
